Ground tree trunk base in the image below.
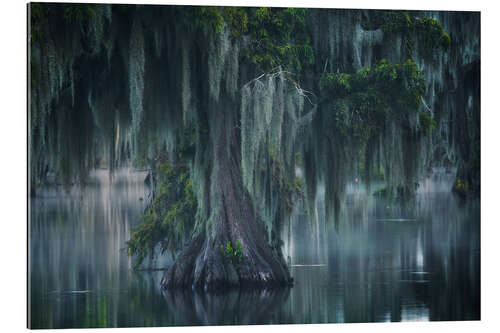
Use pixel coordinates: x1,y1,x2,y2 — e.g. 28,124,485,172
161,233,292,291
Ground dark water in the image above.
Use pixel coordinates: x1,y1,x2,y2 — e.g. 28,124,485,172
29,169,480,328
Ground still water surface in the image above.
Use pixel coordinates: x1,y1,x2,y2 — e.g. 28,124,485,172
29,169,480,328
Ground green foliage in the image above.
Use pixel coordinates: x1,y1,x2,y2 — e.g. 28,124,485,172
126,161,197,269
454,178,469,197
222,7,249,38
220,240,243,267
178,6,249,38
440,31,451,49
321,59,431,140
176,6,313,72
419,111,435,136
62,4,96,24
30,3,98,44
414,16,451,59
245,7,314,72
322,59,426,108
182,6,225,33
382,11,414,34
294,177,305,195
320,73,352,99
382,12,450,61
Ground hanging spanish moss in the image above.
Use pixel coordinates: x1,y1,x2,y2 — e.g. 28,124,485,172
29,4,480,290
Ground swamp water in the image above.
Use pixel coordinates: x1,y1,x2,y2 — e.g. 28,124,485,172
29,168,480,328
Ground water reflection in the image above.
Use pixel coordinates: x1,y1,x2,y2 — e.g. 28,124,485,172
29,168,480,328
161,288,291,326
282,168,480,323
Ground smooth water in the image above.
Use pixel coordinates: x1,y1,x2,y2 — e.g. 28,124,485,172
29,169,480,328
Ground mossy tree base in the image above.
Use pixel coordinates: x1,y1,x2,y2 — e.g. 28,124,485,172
162,104,291,291
161,232,292,290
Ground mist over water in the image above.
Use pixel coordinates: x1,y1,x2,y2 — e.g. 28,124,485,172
29,168,479,328
283,168,480,323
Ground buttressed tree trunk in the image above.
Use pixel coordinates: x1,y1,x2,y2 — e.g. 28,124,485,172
162,94,292,290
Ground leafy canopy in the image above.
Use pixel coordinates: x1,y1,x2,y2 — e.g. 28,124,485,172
320,59,433,140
